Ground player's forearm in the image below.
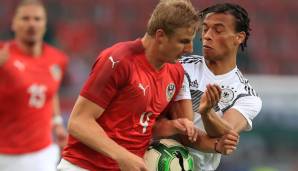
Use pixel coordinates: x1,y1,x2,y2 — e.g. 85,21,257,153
182,131,216,153
201,109,232,137
153,118,178,138
170,99,194,121
67,116,130,161
52,94,64,125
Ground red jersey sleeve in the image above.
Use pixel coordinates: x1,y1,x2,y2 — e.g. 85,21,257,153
80,51,130,109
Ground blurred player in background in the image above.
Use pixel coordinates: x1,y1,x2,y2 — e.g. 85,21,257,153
175,3,262,171
58,1,200,171
0,0,68,170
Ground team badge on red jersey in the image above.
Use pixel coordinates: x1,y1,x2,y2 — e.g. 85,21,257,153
50,64,62,81
166,83,176,102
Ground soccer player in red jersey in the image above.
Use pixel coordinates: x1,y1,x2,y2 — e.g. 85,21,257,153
0,0,68,170
58,1,199,171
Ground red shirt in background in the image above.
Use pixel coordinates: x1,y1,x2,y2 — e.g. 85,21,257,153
0,41,68,154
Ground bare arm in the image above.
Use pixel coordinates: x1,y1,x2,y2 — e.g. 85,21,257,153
52,94,67,149
222,108,248,132
170,99,194,121
170,99,239,155
68,96,147,171
200,108,248,137
182,129,239,155
199,84,248,137
153,100,197,142
153,117,197,142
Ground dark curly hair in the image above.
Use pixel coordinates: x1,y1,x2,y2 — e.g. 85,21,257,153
199,3,251,51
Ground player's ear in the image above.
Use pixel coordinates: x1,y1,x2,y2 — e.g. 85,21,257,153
235,31,245,45
155,29,167,44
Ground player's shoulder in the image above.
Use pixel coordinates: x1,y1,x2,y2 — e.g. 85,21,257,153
94,39,144,72
179,55,203,65
179,55,204,76
168,62,184,76
233,68,260,97
105,39,144,61
44,43,68,62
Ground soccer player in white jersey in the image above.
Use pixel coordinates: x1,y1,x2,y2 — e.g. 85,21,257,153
175,3,262,171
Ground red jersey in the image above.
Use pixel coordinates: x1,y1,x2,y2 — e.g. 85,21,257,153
0,41,68,154
62,39,184,171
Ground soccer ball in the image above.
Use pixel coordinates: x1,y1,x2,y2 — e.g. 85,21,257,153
144,139,194,171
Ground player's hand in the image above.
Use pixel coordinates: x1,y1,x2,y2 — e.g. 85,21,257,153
199,84,222,114
0,43,10,67
172,118,198,142
116,152,148,171
216,130,239,155
53,124,68,150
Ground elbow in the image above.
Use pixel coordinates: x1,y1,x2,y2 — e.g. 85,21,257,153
67,117,81,137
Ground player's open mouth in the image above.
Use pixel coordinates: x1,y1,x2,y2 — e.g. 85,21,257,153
203,45,212,49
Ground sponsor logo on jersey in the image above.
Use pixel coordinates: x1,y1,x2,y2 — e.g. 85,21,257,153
220,85,236,103
190,79,198,88
138,83,149,96
166,83,176,102
109,56,119,69
50,64,62,81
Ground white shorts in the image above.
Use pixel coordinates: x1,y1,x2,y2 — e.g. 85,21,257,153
57,159,88,171
0,144,60,171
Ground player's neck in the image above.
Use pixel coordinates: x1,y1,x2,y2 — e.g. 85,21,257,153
16,40,43,57
142,34,164,71
206,55,237,75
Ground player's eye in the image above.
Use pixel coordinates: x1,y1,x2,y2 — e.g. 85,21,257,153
34,17,41,21
214,26,225,33
21,16,30,21
180,39,191,44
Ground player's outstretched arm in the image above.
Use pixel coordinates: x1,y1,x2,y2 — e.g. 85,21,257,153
199,84,235,137
153,100,197,142
153,117,198,142
0,43,10,67
183,129,239,155
52,94,68,150
68,96,148,171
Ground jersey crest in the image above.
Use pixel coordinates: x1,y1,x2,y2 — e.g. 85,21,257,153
166,83,176,102
50,64,62,81
220,85,236,104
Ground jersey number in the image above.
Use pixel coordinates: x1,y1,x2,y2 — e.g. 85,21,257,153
27,84,47,109
139,112,153,133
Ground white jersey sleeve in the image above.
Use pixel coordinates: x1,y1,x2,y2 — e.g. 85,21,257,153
231,95,262,131
175,74,191,101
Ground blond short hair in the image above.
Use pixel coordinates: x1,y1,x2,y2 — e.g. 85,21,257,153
147,0,198,36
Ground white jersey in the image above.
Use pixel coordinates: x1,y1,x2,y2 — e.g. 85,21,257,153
175,55,262,171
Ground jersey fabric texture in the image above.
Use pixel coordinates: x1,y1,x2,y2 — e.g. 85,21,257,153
62,39,184,171
0,41,68,154
176,55,262,171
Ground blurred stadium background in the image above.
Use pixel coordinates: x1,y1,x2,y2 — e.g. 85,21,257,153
1,0,297,171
